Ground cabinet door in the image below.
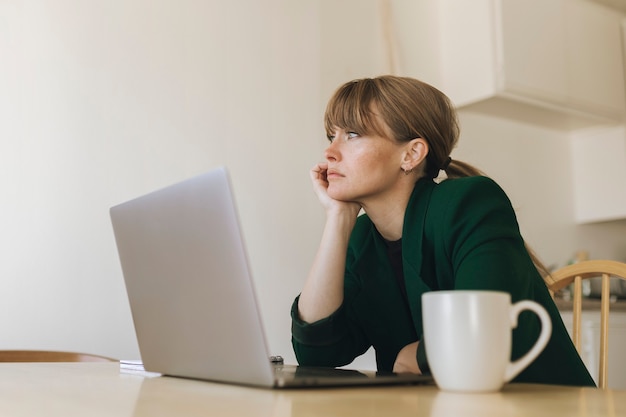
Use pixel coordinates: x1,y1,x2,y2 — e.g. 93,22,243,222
499,0,568,105
435,0,625,127
502,0,625,121
566,1,626,120
570,126,626,223
437,0,498,106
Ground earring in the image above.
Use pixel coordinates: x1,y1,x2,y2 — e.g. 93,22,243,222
402,167,413,175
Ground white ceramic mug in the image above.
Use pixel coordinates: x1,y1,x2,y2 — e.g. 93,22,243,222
422,290,552,393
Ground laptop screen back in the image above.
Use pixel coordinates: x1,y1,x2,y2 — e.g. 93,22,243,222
110,167,275,387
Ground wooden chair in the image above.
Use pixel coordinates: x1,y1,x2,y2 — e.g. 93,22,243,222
0,350,116,363
547,260,626,388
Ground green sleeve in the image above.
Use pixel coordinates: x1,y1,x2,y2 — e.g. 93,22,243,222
290,294,371,368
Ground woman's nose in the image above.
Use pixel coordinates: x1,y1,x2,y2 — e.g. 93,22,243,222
324,142,338,161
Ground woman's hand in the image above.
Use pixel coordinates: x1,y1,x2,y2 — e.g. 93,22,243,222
310,163,360,218
393,341,422,374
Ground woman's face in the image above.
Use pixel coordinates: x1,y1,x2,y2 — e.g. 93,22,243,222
324,126,407,204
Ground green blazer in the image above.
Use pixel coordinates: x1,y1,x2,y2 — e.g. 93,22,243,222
292,176,595,386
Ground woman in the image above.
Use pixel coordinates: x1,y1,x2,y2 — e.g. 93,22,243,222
291,75,595,386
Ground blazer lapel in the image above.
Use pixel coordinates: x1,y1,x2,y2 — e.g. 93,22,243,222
401,179,436,335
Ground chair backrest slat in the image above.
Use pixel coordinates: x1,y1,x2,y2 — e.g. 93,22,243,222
548,260,626,389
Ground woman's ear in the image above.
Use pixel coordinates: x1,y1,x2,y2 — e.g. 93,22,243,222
401,138,429,172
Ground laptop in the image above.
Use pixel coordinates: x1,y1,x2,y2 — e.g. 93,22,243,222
110,166,432,388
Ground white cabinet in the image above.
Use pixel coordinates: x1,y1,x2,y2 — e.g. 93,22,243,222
432,0,626,130
570,125,626,223
560,310,626,389
320,0,626,130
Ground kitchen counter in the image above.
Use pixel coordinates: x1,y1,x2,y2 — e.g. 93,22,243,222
554,298,626,312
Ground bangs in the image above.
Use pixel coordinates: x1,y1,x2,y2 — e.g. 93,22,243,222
324,80,388,138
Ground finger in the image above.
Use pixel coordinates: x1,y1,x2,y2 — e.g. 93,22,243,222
310,163,328,181
311,163,327,173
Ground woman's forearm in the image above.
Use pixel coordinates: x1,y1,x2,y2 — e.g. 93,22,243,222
297,212,356,323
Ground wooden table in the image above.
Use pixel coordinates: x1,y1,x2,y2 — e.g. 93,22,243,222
0,362,624,416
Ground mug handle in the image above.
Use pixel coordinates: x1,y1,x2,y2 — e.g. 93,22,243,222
504,300,552,382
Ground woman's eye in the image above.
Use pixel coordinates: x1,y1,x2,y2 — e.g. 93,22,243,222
327,131,359,143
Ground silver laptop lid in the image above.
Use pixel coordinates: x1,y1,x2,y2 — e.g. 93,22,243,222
110,167,275,387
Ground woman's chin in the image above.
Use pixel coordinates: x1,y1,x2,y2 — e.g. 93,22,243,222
326,186,342,199
327,189,356,203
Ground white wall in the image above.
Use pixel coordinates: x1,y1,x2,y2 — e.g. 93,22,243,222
1,0,625,366
0,0,325,362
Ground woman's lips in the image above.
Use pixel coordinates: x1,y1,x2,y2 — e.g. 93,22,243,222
326,169,342,179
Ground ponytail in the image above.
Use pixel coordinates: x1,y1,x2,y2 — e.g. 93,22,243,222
442,158,485,179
